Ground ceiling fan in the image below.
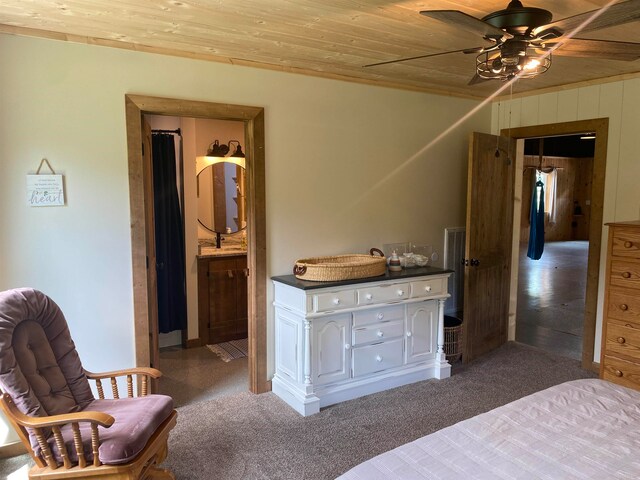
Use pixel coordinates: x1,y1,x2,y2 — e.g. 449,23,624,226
365,0,640,84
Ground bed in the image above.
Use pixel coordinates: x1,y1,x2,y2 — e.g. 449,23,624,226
337,379,640,479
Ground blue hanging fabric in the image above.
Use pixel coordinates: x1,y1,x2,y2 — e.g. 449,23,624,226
527,175,545,260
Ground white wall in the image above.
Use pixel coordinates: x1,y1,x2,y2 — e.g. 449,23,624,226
0,34,490,388
492,77,640,362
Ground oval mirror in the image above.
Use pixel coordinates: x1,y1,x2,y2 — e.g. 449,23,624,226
197,161,246,234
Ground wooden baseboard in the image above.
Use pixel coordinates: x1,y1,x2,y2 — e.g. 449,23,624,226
0,441,27,459
185,338,202,349
592,361,600,373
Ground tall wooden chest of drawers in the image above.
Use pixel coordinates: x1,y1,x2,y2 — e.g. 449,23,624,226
600,221,640,390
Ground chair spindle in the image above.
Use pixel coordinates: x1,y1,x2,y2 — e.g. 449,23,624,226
72,422,87,468
142,376,148,396
91,423,101,467
127,374,134,398
51,425,71,469
96,378,105,399
35,428,58,469
111,377,119,399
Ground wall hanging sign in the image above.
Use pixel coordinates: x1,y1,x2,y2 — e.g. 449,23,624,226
26,158,65,207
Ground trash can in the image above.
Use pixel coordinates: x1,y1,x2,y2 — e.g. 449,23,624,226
443,315,463,363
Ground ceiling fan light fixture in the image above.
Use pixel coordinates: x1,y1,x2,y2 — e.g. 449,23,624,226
476,48,550,81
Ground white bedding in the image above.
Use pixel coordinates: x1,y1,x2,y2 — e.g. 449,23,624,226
338,379,640,479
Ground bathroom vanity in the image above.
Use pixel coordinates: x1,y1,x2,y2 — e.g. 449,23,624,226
198,249,248,344
272,267,452,416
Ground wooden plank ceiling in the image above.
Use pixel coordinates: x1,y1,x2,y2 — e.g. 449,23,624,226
0,0,639,98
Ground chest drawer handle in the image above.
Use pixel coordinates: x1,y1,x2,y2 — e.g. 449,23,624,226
376,331,384,338
620,304,629,311
406,331,412,337
375,355,383,362
623,272,632,279
624,241,633,248
345,344,351,350
424,285,432,292
614,369,623,377
617,337,626,344
365,293,373,301
377,312,384,320
397,290,405,296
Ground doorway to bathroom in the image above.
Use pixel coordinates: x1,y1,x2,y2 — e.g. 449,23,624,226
125,95,269,399
144,114,251,406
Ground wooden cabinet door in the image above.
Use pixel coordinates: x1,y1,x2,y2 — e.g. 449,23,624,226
208,257,238,343
313,314,351,385
406,301,437,364
463,133,515,362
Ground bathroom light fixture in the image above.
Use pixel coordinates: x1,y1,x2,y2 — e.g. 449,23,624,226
196,139,246,169
580,133,596,140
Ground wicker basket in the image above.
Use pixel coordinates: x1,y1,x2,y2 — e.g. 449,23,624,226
293,248,386,282
443,316,463,363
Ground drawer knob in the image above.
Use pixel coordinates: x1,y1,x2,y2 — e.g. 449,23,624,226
624,241,633,248
375,355,383,362
332,298,341,305
376,331,384,338
345,344,351,350
425,286,432,292
365,293,373,301
406,331,412,337
615,369,623,377
397,290,405,296
623,272,631,279
620,304,629,311
617,337,626,344
377,312,384,320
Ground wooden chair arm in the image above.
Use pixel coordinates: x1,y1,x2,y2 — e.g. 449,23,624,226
84,367,162,380
2,395,114,429
84,367,161,399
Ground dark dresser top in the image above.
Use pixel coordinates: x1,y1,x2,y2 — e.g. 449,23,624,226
272,266,452,291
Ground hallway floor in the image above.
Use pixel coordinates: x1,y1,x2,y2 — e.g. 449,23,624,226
515,240,588,361
158,345,248,407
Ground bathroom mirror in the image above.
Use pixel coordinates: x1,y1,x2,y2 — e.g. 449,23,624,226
197,161,246,234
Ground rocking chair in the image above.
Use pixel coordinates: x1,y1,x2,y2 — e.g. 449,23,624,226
0,288,177,479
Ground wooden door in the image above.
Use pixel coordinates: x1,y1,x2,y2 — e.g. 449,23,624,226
142,119,160,371
463,133,515,362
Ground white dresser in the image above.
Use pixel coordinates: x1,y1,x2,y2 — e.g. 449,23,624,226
272,268,452,416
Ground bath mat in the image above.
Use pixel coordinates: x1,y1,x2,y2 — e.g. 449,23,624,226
207,338,248,362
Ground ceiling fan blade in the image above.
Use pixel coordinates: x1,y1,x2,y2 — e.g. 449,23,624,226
550,38,640,61
363,47,483,68
420,10,512,41
468,74,490,86
533,0,640,37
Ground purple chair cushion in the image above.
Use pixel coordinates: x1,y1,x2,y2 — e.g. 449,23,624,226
47,394,175,465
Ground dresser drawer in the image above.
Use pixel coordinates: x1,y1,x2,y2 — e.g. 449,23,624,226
611,228,640,259
352,319,404,346
607,288,640,323
352,339,403,377
601,355,640,390
604,320,640,358
410,277,446,299
356,283,409,306
352,305,404,327
610,259,640,290
314,290,356,312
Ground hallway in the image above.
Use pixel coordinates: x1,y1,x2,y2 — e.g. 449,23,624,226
515,241,588,361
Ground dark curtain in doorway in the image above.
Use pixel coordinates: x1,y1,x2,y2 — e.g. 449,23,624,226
527,177,545,260
152,133,187,333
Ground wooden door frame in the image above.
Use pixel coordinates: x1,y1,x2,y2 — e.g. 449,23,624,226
502,118,608,372
125,94,270,394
